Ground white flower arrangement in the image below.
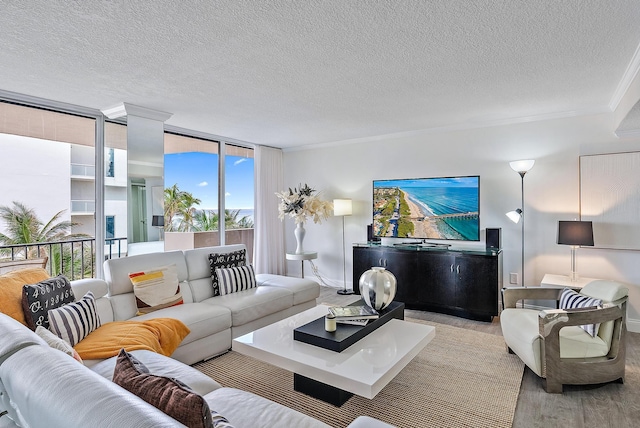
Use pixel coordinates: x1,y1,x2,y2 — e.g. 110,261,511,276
276,184,332,225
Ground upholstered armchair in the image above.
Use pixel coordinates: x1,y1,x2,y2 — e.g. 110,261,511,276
500,280,628,393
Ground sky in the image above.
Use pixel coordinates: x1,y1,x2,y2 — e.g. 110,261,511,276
164,152,254,210
374,176,479,188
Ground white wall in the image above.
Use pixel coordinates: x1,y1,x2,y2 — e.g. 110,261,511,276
282,112,640,332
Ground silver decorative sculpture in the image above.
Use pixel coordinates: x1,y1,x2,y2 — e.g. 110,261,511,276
359,267,397,310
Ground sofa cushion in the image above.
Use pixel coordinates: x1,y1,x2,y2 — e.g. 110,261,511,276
204,387,330,428
202,286,293,327
0,267,50,326
35,326,83,363
208,249,247,296
184,245,246,302
580,280,629,302
217,265,256,296
48,291,101,346
104,250,188,297
113,349,215,428
256,274,320,306
22,274,75,330
129,264,184,315
131,302,231,347
74,318,190,360
91,349,221,396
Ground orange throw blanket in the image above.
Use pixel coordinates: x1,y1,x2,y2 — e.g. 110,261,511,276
74,318,190,360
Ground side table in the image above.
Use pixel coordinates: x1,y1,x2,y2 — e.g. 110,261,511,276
540,273,600,290
286,251,318,278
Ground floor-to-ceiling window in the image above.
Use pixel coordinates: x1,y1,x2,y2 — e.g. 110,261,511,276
0,94,258,276
224,144,255,258
104,121,128,257
164,133,255,259
0,101,98,278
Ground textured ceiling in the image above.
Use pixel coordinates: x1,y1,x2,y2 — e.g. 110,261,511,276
1,0,640,149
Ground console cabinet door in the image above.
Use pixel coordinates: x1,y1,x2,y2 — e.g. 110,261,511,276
454,255,498,315
378,249,416,304
415,252,456,307
352,247,416,303
352,247,382,294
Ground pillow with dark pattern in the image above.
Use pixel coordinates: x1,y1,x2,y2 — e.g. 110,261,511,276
207,250,246,296
21,274,75,330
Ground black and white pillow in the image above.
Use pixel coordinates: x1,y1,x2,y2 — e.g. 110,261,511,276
208,250,247,296
48,291,101,346
559,288,603,337
21,274,75,330
216,265,256,296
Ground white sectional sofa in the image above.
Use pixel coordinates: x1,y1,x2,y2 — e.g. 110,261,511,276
100,244,319,365
0,244,394,427
0,313,392,428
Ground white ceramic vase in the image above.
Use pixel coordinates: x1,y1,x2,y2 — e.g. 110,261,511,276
294,223,306,254
359,267,397,310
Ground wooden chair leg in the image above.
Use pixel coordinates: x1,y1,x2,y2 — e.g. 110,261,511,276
544,378,563,394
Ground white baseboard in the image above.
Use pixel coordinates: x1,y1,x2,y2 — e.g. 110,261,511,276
627,318,640,333
522,303,640,334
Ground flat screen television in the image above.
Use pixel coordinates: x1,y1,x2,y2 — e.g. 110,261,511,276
373,176,480,241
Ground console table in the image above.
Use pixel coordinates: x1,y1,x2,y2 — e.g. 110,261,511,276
540,273,599,289
353,243,502,321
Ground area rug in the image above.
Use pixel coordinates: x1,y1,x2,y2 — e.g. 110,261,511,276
193,319,524,428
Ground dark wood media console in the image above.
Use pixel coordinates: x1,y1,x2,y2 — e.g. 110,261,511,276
353,244,503,321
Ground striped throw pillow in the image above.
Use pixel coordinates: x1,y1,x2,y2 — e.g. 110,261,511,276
216,265,256,296
48,291,101,347
559,288,603,337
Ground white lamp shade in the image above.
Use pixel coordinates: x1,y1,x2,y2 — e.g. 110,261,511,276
506,209,522,224
509,159,535,173
333,199,352,216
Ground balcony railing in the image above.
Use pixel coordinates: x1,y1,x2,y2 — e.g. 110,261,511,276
70,163,95,178
70,199,96,213
0,237,127,280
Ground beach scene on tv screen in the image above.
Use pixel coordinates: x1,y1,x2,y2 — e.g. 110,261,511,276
373,177,479,241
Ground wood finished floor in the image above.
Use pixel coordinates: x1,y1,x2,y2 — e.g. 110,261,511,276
318,286,640,428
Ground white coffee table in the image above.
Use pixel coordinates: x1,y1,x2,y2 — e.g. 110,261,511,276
232,305,435,406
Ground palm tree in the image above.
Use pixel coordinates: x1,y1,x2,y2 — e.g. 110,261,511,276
193,210,219,231
235,215,254,229
0,202,86,250
164,184,185,231
178,193,202,232
224,209,253,229
0,202,91,277
164,184,202,232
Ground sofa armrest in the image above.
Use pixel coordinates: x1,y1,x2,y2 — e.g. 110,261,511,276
347,416,396,428
502,287,563,309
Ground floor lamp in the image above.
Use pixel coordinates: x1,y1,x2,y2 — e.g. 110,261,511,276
334,199,354,295
506,159,535,286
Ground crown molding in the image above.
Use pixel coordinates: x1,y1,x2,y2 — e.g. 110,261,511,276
284,107,611,152
101,102,172,122
609,41,640,112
